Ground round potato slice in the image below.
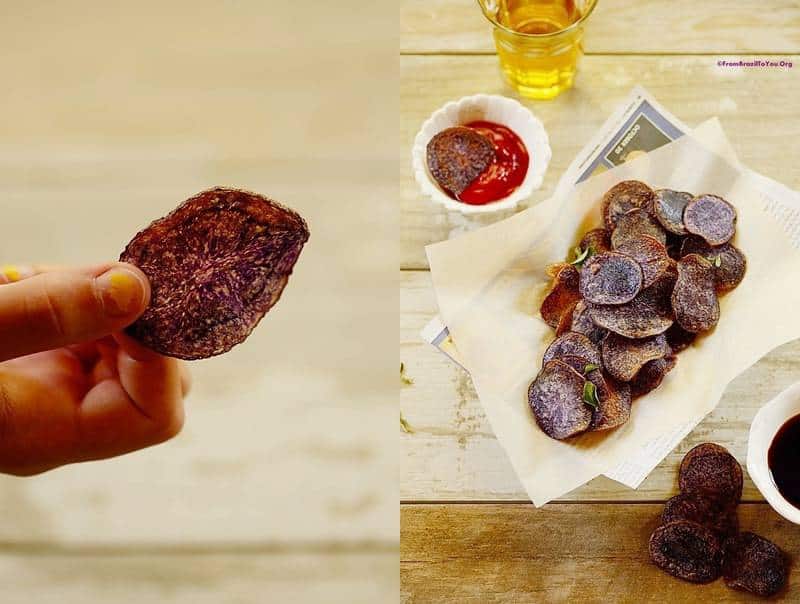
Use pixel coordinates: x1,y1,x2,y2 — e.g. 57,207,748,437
722,532,788,597
649,520,723,584
540,264,581,329
611,208,668,249
684,194,736,245
653,189,693,235
679,443,743,504
586,369,631,431
671,254,720,333
570,301,608,346
579,252,643,305
630,355,677,399
615,235,672,289
602,333,667,382
527,360,593,440
426,127,495,197
662,492,738,542
579,228,611,255
680,236,746,293
542,332,602,368
601,180,655,231
588,275,675,339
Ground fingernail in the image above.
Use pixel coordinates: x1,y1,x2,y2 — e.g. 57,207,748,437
1,265,32,284
96,267,146,318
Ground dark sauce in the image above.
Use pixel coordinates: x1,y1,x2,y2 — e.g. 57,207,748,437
768,413,800,508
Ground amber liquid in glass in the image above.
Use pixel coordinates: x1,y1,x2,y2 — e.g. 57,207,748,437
490,0,587,99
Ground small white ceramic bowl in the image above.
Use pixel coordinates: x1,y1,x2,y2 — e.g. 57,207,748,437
411,94,551,215
747,380,800,524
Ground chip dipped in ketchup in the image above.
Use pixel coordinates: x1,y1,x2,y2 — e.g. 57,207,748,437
426,121,529,206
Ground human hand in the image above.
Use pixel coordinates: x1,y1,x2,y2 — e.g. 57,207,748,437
0,263,190,475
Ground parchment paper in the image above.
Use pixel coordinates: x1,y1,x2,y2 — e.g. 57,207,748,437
426,121,800,505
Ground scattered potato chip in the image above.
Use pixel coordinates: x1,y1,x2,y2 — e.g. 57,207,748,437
579,252,643,305
722,532,788,597
602,333,667,382
630,355,677,399
528,360,593,440
679,443,743,504
601,180,655,231
611,208,668,249
662,492,738,542
540,264,582,329
542,332,602,367
649,520,723,584
570,301,608,345
684,194,737,246
588,276,674,339
615,235,672,289
653,189,693,235
680,236,746,293
426,127,495,197
665,323,697,353
672,254,720,333
579,228,611,255
586,369,631,431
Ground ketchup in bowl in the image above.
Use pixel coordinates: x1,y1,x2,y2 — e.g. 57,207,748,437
457,121,529,205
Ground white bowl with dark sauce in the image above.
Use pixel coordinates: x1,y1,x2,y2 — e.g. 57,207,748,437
747,380,800,524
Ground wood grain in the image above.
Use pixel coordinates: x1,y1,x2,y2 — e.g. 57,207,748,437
401,503,797,602
401,269,800,501
401,54,800,269
402,0,800,54
0,550,398,604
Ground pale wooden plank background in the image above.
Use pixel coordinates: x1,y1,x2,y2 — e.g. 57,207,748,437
0,551,397,604
401,54,800,269
0,1,397,602
402,0,800,54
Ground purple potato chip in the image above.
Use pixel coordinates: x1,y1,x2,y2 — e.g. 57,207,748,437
540,264,582,329
120,187,309,360
601,180,655,231
722,532,788,597
579,228,611,255
615,235,672,289
671,254,720,333
683,194,737,246
528,360,593,440
426,127,495,197
680,236,746,293
602,333,668,382
653,189,693,235
579,252,643,305
542,332,602,368
649,520,723,584
611,208,668,249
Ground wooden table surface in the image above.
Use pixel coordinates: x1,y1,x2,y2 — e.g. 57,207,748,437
400,1,800,601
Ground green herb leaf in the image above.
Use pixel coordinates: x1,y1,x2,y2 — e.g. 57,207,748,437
582,381,599,409
714,255,722,268
583,363,599,373
400,362,414,385
400,412,414,434
570,246,591,267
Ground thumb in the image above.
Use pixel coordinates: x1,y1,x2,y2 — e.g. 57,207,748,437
0,262,150,361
